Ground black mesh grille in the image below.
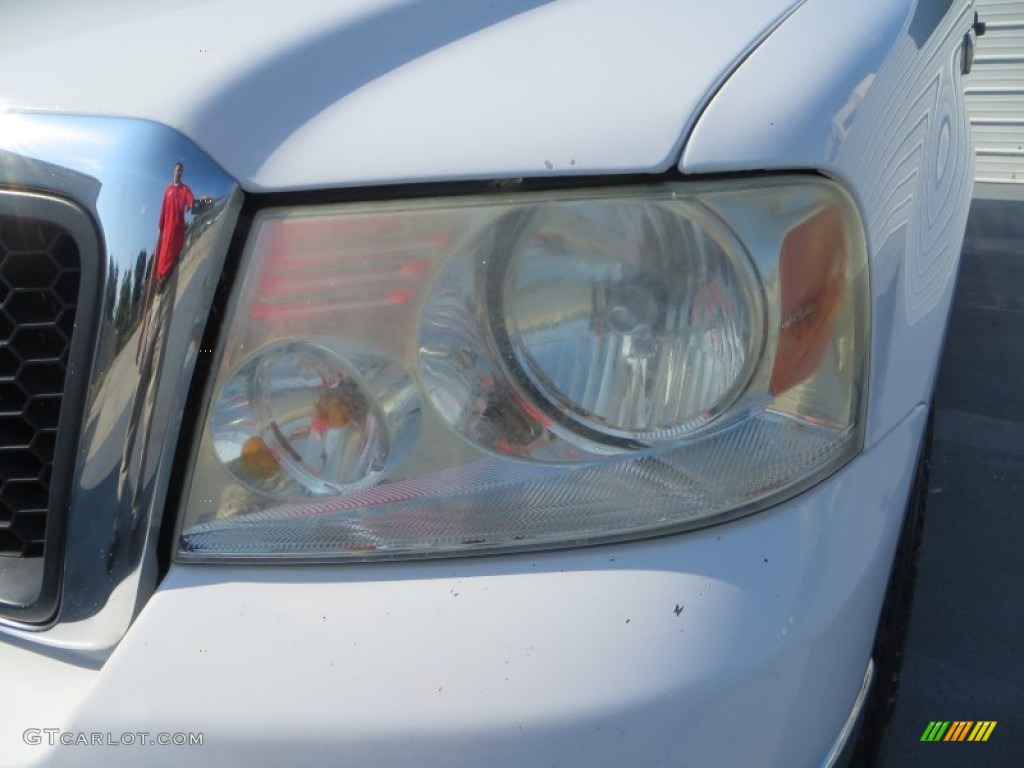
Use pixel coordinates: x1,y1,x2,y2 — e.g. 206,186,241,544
0,217,80,558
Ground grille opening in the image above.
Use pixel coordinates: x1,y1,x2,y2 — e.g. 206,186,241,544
0,216,80,559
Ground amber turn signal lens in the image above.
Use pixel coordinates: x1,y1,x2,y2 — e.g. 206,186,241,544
240,436,279,479
770,205,846,396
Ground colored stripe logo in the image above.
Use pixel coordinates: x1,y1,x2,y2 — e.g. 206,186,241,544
921,721,997,742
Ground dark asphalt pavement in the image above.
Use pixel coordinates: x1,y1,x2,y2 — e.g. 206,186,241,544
877,186,1024,766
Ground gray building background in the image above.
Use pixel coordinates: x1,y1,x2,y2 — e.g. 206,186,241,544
968,0,1024,183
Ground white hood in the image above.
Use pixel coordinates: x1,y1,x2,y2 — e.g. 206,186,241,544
1,0,800,191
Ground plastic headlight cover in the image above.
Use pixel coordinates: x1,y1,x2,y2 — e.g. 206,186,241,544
178,179,868,561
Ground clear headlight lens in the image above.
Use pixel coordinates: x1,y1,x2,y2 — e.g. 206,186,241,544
178,179,868,561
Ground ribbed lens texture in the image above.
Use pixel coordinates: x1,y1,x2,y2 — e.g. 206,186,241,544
181,412,853,556
505,201,757,437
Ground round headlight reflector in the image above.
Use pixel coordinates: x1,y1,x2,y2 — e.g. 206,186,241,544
499,200,763,441
210,341,420,499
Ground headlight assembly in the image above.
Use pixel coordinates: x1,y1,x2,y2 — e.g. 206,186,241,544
178,178,868,561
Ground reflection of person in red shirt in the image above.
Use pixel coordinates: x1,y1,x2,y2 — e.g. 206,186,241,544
123,162,195,505
155,162,194,288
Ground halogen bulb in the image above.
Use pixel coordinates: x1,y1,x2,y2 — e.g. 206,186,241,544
210,341,420,499
606,281,658,335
